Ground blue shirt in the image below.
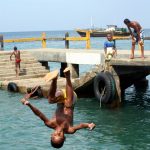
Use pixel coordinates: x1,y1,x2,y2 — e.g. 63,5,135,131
104,40,115,49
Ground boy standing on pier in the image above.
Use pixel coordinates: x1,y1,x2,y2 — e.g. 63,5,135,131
124,19,144,59
10,46,21,78
21,67,95,148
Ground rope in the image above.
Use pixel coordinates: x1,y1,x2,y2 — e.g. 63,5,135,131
99,87,106,108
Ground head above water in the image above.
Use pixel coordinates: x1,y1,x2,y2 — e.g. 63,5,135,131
27,88,32,94
51,131,65,148
14,46,17,51
106,33,113,41
124,18,131,25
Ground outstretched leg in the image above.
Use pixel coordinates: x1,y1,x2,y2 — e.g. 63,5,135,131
47,70,59,103
63,67,73,108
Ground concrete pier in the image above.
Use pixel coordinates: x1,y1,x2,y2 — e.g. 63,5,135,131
0,49,102,96
1,48,150,107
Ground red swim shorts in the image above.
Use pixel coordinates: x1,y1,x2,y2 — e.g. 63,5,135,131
16,59,21,63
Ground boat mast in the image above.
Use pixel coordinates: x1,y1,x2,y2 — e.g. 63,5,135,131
90,16,94,29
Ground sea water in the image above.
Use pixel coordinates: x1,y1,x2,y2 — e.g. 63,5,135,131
0,30,150,150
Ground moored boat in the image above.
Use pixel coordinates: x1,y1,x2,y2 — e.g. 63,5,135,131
76,25,130,37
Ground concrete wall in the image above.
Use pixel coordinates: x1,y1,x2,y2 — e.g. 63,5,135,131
25,48,105,65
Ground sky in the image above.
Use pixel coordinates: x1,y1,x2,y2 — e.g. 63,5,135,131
0,0,150,32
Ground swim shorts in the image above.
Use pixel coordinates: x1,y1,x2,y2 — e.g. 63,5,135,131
56,89,77,106
16,59,21,63
133,30,144,43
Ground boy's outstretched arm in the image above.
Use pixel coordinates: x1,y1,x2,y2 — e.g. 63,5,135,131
30,86,39,95
21,100,49,123
68,123,96,134
10,52,14,61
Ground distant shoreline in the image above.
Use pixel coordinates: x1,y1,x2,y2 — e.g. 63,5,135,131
0,30,74,34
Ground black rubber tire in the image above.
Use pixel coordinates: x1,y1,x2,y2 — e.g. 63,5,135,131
105,71,116,102
94,72,116,104
7,82,19,93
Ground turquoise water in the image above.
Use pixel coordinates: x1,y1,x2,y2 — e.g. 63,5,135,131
0,30,150,150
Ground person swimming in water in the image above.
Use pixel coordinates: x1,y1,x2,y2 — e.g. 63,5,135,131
10,46,21,78
20,86,41,102
21,67,95,148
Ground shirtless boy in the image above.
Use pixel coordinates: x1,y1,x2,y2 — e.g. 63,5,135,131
10,46,21,77
21,68,95,148
124,19,144,59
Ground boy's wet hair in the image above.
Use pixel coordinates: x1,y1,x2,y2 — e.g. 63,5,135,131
124,19,130,24
27,88,32,94
14,46,17,50
51,139,64,149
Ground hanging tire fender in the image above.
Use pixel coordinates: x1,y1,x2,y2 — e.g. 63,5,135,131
94,72,116,104
7,82,19,92
105,71,116,102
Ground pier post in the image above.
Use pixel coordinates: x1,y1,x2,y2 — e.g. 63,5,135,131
86,31,91,49
64,32,79,78
42,32,46,48
60,33,69,77
65,32,69,49
0,35,4,50
39,61,49,70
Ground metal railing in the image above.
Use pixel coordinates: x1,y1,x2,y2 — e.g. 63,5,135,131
0,31,91,50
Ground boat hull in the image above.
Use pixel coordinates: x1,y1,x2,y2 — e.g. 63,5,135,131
76,30,130,37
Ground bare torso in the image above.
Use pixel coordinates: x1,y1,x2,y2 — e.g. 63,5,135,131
14,50,20,60
129,21,142,31
46,104,74,134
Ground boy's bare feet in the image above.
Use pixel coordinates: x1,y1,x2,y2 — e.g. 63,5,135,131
63,67,70,78
44,70,59,82
129,55,134,59
141,56,145,59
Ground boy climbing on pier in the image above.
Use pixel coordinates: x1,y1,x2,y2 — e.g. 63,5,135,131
104,33,117,60
21,67,95,148
10,46,21,78
124,19,144,59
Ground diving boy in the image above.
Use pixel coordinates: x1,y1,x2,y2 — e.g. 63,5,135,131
21,68,95,148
